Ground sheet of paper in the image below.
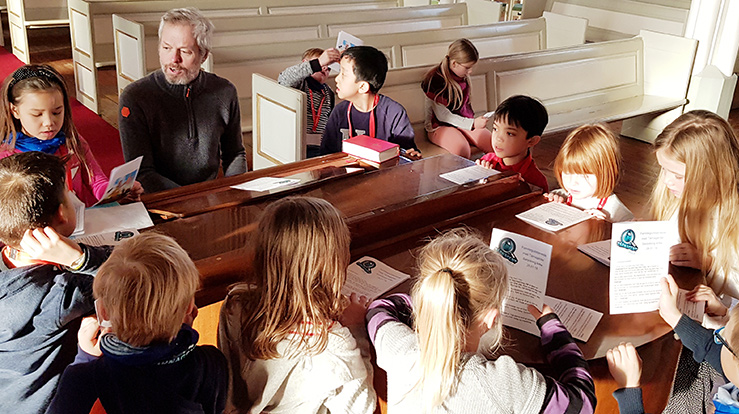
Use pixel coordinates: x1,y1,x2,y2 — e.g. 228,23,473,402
74,229,140,246
231,177,300,192
609,221,673,315
330,31,363,72
491,228,552,336
543,295,603,342
483,111,495,118
577,239,611,266
70,192,86,237
94,156,142,206
439,165,499,185
516,202,592,232
342,256,410,301
76,202,153,238
677,288,706,322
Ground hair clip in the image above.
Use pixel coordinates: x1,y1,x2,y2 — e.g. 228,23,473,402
7,66,63,99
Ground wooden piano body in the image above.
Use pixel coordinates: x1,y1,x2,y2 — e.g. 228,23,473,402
141,153,700,413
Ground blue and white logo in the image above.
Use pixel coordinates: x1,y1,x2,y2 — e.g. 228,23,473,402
545,218,563,227
496,237,518,264
616,229,638,251
357,260,376,274
114,230,135,241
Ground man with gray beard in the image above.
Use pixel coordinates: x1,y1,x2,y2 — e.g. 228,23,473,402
119,8,246,193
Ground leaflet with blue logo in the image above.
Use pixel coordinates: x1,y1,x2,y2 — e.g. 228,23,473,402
73,229,139,246
516,202,592,232
342,256,411,301
490,228,552,336
609,221,673,314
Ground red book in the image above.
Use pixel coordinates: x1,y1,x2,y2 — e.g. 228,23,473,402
342,135,400,163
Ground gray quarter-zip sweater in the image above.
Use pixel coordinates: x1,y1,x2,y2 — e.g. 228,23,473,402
118,70,247,193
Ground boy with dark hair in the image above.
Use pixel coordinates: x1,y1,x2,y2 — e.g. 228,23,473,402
0,151,113,413
476,95,550,191
320,46,421,158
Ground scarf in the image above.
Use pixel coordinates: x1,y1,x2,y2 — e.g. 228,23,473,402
100,324,199,366
12,131,66,154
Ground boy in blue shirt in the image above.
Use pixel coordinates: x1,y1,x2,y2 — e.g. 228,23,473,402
0,151,113,413
320,45,421,159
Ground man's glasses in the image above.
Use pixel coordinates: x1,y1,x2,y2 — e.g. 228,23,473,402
714,326,738,359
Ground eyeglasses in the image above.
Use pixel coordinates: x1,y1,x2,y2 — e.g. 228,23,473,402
714,327,738,359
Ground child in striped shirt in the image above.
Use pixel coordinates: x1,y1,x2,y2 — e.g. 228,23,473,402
366,228,596,413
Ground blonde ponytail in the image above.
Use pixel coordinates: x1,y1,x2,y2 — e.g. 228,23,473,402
413,268,465,409
411,228,508,411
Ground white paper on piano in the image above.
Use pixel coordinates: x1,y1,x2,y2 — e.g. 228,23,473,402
330,31,363,72
231,177,300,192
76,202,153,238
94,156,142,206
516,202,592,232
577,239,611,266
543,295,603,342
490,228,552,336
70,192,86,237
677,288,706,322
439,165,499,185
609,221,673,315
342,256,410,301
74,229,140,246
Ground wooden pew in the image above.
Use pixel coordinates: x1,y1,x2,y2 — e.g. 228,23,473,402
252,30,697,167
112,3,470,102
8,0,68,63
370,30,697,153
544,0,692,42
225,18,548,139
142,151,699,413
68,0,402,114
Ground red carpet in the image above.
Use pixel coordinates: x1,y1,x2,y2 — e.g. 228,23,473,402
0,47,123,175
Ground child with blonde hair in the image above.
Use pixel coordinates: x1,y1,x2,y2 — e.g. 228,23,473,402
545,124,633,222
651,110,739,299
218,196,375,413
46,232,227,414
366,228,596,413
0,64,142,206
422,39,493,158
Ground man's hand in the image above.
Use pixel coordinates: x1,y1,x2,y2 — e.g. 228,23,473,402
119,181,144,204
607,342,642,388
19,227,83,267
